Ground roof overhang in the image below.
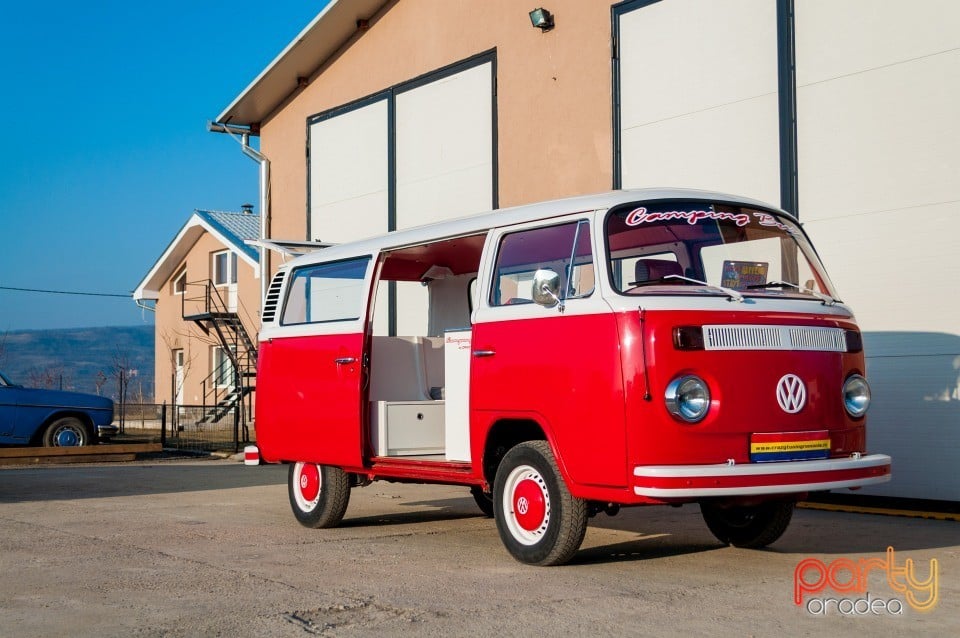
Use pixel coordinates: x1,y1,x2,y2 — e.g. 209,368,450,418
215,0,391,128
246,238,334,259
133,214,261,301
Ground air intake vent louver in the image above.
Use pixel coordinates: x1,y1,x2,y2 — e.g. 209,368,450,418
261,271,286,324
703,325,846,352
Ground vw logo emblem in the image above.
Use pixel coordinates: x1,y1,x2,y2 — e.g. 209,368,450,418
776,374,807,414
300,475,309,489
516,496,529,515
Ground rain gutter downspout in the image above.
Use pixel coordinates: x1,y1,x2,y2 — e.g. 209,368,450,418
207,122,271,309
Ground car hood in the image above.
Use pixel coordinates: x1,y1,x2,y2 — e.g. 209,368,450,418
16,387,114,410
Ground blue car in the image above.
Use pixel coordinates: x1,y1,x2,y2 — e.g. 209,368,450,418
0,370,117,446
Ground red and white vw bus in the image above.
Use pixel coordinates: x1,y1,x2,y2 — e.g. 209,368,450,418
255,189,891,565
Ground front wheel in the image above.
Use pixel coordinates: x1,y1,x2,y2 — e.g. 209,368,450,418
43,417,89,447
288,462,351,528
493,440,587,566
700,500,795,548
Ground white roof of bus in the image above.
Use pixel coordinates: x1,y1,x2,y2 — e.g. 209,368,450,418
284,187,784,269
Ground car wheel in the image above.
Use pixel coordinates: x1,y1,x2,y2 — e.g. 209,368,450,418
700,500,795,548
288,462,351,529
470,485,494,518
43,417,89,447
493,440,587,566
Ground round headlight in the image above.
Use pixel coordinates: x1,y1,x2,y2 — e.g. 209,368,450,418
843,374,871,418
665,375,711,423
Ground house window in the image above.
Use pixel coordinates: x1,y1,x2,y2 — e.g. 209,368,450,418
173,269,187,295
212,346,235,388
213,251,238,286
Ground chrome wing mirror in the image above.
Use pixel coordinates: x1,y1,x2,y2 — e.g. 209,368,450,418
532,268,564,313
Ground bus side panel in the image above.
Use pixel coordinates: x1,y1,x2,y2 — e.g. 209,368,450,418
255,333,365,467
470,312,628,488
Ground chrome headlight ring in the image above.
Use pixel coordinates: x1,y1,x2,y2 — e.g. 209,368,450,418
843,374,871,418
665,375,711,423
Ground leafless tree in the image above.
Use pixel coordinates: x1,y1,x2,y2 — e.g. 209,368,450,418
94,370,108,396
25,365,70,390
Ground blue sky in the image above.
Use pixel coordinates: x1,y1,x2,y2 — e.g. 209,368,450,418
0,1,329,331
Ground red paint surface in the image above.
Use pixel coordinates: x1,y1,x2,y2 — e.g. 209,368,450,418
255,333,365,466
470,312,627,488
620,310,866,468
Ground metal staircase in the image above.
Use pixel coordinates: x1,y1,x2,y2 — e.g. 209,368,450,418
182,281,257,432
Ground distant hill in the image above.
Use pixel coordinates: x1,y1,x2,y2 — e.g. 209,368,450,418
0,325,153,401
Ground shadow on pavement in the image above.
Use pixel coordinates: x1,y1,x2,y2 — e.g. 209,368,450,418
0,461,286,503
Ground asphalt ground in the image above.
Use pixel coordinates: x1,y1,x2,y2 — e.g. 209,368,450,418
1,458,957,637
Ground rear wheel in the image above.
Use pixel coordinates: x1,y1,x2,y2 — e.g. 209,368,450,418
288,462,351,528
700,500,795,548
493,440,587,566
470,486,494,518
43,417,89,447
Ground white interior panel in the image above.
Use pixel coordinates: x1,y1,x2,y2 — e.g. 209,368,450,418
309,99,389,242
618,0,779,204
395,281,429,337
395,62,493,229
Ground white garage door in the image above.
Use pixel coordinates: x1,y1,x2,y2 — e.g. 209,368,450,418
795,0,960,500
307,57,495,337
394,60,495,335
308,97,389,244
617,0,781,207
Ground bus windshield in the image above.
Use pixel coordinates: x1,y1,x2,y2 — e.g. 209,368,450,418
605,201,839,302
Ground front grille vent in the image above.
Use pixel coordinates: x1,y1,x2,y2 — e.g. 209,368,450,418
703,325,846,352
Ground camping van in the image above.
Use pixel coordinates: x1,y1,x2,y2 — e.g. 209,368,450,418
254,188,891,565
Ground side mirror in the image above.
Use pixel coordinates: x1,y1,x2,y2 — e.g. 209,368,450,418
532,268,564,312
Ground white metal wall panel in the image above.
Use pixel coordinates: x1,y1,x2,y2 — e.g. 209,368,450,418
395,62,493,228
796,0,960,499
308,99,389,243
618,0,780,206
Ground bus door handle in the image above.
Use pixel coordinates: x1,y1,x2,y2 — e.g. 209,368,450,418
472,350,496,357
335,357,357,365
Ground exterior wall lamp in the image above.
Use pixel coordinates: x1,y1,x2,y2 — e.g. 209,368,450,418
529,8,554,31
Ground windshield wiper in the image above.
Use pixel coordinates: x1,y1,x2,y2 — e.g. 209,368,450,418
662,275,744,303
745,280,836,305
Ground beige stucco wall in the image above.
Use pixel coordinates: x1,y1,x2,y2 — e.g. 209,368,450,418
260,0,614,244
153,231,260,406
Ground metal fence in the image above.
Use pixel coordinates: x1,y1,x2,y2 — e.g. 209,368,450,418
113,402,254,454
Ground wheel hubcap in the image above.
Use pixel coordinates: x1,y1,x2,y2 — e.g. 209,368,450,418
502,464,551,545
294,462,321,511
513,478,546,532
55,428,80,446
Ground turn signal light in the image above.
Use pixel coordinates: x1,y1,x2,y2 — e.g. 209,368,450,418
673,326,705,350
844,329,863,353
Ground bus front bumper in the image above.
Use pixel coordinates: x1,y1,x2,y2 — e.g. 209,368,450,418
633,454,891,498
